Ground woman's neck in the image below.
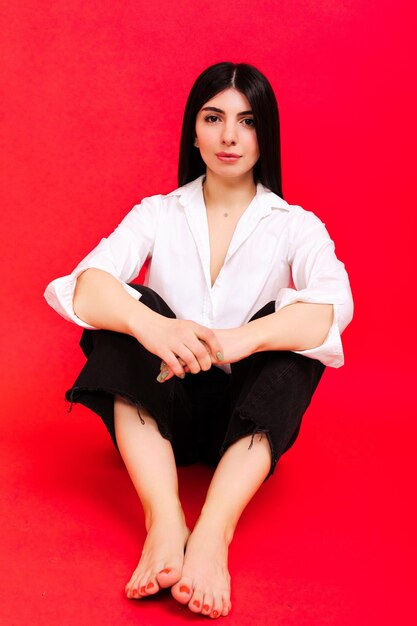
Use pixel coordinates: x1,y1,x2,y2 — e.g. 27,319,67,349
202,170,257,211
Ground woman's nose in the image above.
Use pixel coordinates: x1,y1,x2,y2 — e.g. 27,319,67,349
222,123,237,145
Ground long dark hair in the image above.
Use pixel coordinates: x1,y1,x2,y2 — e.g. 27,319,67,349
178,62,283,198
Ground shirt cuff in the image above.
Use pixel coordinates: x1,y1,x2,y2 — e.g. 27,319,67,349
275,287,348,368
43,270,142,330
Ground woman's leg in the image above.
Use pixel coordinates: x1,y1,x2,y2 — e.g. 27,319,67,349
171,432,271,618
171,304,325,618
114,395,190,598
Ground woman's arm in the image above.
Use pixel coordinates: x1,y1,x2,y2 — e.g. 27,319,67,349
74,268,224,378
46,195,224,377
158,302,333,381
74,267,147,334
212,302,334,364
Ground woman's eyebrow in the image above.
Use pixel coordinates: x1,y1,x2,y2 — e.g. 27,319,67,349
201,106,253,115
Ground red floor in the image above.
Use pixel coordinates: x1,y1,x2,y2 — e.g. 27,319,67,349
1,345,416,625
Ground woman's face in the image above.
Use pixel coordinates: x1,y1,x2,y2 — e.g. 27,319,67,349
194,88,260,180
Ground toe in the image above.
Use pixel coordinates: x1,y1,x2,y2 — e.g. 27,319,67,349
171,578,193,604
125,577,140,599
201,594,214,616
188,589,204,613
145,577,159,595
156,566,181,589
137,575,151,598
125,567,145,598
221,598,232,616
210,596,223,619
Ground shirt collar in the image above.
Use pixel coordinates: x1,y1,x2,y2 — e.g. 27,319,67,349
166,174,290,213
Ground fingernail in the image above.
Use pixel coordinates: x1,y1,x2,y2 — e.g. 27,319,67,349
216,351,223,361
179,374,186,379
161,568,171,573
146,581,154,589
203,604,210,611
180,585,190,594
193,600,201,608
157,370,169,382
140,585,146,593
212,610,219,617
160,361,167,369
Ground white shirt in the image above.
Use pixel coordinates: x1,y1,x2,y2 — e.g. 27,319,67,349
44,174,353,369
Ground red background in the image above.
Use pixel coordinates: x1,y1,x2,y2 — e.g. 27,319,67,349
1,1,416,625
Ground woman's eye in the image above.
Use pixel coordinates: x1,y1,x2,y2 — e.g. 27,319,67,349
205,115,220,123
203,115,255,127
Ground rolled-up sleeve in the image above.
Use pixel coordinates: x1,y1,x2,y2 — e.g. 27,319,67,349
275,209,354,368
44,196,161,329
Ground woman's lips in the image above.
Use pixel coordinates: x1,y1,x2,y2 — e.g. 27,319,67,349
216,152,241,162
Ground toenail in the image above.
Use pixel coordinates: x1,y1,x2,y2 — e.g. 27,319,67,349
193,600,201,608
203,604,210,611
161,568,171,573
140,586,146,593
211,610,219,618
146,582,154,589
180,585,190,594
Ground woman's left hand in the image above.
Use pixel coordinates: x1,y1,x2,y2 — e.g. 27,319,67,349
208,327,258,364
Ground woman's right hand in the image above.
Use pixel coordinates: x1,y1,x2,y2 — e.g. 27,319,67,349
129,307,224,379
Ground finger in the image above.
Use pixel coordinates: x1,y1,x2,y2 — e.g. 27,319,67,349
157,369,176,383
200,341,217,363
195,327,224,362
160,357,189,372
175,344,202,374
177,358,191,373
185,337,213,371
159,359,187,380
181,362,191,374
158,352,185,379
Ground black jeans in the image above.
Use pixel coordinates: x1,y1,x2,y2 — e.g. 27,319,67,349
66,285,325,479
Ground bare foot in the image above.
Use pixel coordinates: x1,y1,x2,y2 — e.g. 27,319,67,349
171,518,232,618
125,507,190,599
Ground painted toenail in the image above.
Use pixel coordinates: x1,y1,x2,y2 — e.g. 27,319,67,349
193,600,201,608
140,586,146,593
212,610,219,617
203,604,210,611
180,585,190,594
146,582,154,589
161,568,171,573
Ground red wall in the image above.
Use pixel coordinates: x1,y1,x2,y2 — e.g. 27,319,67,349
1,0,416,413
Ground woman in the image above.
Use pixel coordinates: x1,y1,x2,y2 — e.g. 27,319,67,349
44,61,353,619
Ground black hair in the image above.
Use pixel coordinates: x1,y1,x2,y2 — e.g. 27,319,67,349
178,62,283,198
